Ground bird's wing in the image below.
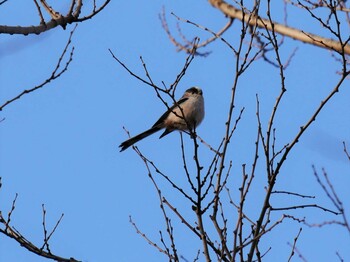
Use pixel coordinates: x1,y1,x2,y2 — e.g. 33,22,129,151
152,97,189,128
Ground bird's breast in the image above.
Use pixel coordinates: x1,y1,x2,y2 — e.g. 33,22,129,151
164,95,204,130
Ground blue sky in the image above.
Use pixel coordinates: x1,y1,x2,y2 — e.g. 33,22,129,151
1,1,350,261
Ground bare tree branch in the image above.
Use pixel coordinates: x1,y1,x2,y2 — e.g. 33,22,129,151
0,25,76,111
343,141,350,161
160,8,234,55
208,0,350,54
0,194,79,261
287,229,307,262
0,0,110,35
114,1,350,261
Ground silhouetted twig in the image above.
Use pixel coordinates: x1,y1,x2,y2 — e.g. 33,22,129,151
0,25,77,111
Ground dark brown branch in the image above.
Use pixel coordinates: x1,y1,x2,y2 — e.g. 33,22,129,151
287,228,307,262
109,50,156,88
313,167,350,235
247,0,300,258
270,204,339,215
169,37,199,96
162,198,201,238
40,204,64,253
0,0,110,35
286,0,350,12
136,149,196,204
129,216,170,257
248,0,350,256
164,11,235,55
343,141,350,161
0,198,79,261
135,150,179,260
110,37,198,123
6,193,18,231
33,0,45,25
273,71,349,179
179,133,197,195
271,190,315,199
336,251,344,262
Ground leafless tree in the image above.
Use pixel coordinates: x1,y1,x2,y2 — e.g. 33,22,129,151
0,1,110,261
114,0,350,261
1,0,349,261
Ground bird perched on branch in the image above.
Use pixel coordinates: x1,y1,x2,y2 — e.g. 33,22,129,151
119,87,205,152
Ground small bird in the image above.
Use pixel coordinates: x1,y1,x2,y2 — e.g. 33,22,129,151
119,87,205,152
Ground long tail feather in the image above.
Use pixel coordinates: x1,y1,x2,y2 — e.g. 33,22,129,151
119,126,162,152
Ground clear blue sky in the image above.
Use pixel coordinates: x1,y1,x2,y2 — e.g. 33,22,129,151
1,1,349,261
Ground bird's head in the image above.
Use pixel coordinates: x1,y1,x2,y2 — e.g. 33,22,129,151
185,86,203,96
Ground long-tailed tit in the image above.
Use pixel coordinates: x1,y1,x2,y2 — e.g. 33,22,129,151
119,87,205,152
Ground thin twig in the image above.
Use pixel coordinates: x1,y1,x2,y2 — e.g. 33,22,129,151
0,198,78,261
129,216,170,257
287,227,303,262
271,190,315,199
270,204,339,215
33,0,45,25
0,25,77,111
343,141,350,161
